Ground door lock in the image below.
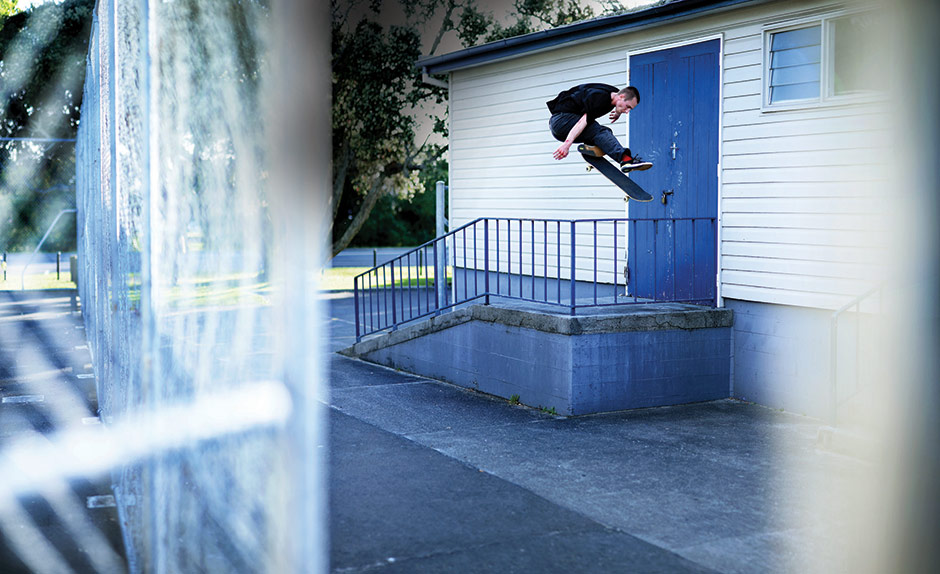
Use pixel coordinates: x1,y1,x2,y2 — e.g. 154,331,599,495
661,190,674,205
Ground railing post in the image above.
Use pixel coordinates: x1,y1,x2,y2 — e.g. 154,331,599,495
569,220,576,315
484,219,490,305
830,313,838,424
433,241,443,314
354,275,361,342
390,260,398,331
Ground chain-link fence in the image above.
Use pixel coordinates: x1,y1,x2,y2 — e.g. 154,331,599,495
1,1,328,572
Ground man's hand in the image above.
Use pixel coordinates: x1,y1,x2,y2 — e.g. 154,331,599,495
608,109,622,123
553,141,572,160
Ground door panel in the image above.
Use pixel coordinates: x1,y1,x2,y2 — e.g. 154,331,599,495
628,39,720,304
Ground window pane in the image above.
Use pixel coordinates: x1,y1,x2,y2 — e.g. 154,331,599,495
771,44,820,68
831,13,883,96
772,63,821,86
769,25,821,103
771,82,820,102
771,26,821,51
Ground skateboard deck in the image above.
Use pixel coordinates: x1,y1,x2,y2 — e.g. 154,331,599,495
577,145,653,202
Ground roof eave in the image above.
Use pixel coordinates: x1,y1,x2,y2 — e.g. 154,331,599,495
417,0,764,75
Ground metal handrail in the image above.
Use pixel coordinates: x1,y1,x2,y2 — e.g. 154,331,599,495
20,208,77,290
353,216,717,341
828,285,883,423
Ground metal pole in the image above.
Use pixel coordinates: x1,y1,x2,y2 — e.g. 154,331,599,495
354,275,360,341
435,181,447,310
139,0,166,570
569,221,576,315
390,261,397,330
830,315,839,424
433,241,441,314
484,219,490,305
57,252,61,281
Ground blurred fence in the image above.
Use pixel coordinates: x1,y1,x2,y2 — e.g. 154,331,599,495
68,1,324,573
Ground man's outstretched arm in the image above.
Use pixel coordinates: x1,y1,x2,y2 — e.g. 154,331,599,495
553,114,588,160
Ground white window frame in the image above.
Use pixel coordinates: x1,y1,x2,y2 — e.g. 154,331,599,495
761,9,883,112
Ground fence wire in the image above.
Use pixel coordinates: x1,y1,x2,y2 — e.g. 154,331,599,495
0,1,326,573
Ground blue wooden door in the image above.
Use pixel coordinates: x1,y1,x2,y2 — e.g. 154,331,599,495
628,40,719,304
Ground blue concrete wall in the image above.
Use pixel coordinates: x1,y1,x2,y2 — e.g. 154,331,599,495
727,299,832,419
356,305,733,415
361,320,573,411
570,328,731,413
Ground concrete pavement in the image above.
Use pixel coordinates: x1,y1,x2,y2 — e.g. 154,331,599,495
327,290,875,573
0,278,876,572
0,290,126,573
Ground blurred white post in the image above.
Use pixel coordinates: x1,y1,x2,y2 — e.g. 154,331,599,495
273,1,329,572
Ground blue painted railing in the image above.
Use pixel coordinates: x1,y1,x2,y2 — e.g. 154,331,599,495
353,217,716,341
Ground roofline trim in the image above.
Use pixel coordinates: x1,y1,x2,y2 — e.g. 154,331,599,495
417,0,761,74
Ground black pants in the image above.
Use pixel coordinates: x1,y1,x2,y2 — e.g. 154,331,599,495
549,113,630,159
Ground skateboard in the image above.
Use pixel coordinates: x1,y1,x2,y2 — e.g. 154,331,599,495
577,145,653,202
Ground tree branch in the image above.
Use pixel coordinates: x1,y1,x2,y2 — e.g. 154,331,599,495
331,175,386,258
427,0,457,56
330,143,449,259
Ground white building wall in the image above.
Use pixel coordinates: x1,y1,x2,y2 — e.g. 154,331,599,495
718,4,891,310
447,0,891,308
450,48,630,223
450,45,633,282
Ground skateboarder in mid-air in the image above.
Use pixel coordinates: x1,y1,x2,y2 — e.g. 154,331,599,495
547,84,652,172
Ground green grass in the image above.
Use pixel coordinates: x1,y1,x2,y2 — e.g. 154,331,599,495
320,266,450,292
161,281,272,309
2,266,443,298
0,272,76,291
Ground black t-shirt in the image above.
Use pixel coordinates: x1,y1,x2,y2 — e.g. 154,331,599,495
546,83,618,121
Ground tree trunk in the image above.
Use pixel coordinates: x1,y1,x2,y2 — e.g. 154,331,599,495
330,177,385,258
332,142,351,222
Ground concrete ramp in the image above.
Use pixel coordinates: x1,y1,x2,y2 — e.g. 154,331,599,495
342,301,734,415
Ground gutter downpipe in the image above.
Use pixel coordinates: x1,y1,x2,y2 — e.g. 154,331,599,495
421,67,449,89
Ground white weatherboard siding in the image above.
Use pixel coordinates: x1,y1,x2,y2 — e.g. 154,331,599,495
447,0,891,308
450,45,632,283
719,3,892,309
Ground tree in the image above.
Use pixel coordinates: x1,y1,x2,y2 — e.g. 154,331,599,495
0,0,94,251
0,0,17,21
331,0,600,257
331,9,441,257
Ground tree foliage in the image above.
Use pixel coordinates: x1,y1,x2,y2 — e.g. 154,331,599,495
331,0,598,255
0,0,94,251
0,0,17,21
0,0,92,141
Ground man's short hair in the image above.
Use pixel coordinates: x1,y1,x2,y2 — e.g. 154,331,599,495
619,86,640,104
